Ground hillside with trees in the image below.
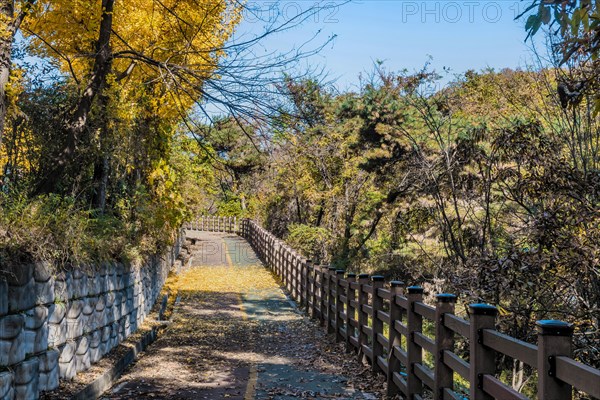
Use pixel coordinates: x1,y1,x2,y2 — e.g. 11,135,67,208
0,0,598,394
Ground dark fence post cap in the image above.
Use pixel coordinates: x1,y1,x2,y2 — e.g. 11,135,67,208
390,280,405,287
371,275,385,282
407,286,424,294
347,273,357,278
336,269,345,275
306,259,312,264
436,293,457,303
358,273,370,279
536,320,574,336
469,303,498,316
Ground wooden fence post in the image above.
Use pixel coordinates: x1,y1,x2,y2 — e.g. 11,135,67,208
407,286,424,398
302,260,312,311
298,258,306,307
311,264,320,320
290,252,297,299
335,269,345,343
536,320,574,400
270,237,275,270
277,241,283,278
282,247,289,290
371,276,385,374
289,251,295,295
294,255,301,302
287,249,293,294
326,266,336,335
387,280,405,396
468,303,498,400
319,266,327,326
345,273,357,353
357,273,370,363
434,294,457,400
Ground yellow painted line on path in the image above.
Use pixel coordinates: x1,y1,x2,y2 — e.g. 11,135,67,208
223,239,258,400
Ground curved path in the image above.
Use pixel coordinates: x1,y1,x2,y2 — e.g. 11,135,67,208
102,232,381,399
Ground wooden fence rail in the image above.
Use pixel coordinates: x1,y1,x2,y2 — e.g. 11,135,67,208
184,215,239,233
199,217,600,400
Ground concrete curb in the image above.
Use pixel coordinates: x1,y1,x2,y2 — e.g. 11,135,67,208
71,326,158,400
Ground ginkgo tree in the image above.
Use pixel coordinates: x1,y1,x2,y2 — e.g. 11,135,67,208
22,0,243,198
0,0,34,147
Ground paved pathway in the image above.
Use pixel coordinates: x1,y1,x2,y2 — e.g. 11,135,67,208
103,232,378,400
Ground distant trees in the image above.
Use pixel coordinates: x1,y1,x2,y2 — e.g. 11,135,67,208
206,67,600,377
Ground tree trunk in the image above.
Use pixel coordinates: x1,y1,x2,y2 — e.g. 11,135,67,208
512,359,524,391
92,154,109,213
36,0,115,193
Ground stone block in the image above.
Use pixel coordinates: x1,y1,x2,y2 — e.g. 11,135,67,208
67,300,83,320
118,318,126,342
0,315,27,366
8,277,36,313
89,330,102,364
122,267,132,288
38,349,59,392
28,327,48,356
39,348,59,372
48,302,65,325
94,296,105,329
86,297,97,316
0,370,14,399
13,357,39,400
53,272,72,302
86,273,95,297
116,264,125,291
75,335,89,355
0,263,33,287
106,272,117,293
113,292,123,321
48,303,67,348
110,322,119,348
0,311,24,346
100,326,111,356
97,274,106,293
82,298,95,330
126,286,134,302
25,306,48,330
25,306,49,353
101,325,111,343
125,297,133,316
33,261,52,282
48,321,66,348
72,268,89,299
35,327,49,354
0,280,7,317
66,318,83,341
35,278,55,306
75,335,90,372
105,291,115,308
58,342,76,380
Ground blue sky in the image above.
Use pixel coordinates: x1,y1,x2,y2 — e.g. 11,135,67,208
234,1,544,89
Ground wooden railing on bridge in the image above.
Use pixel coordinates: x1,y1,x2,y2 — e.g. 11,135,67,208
184,215,239,233
197,217,600,400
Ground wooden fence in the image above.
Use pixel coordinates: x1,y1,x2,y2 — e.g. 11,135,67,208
184,215,239,233
236,218,600,400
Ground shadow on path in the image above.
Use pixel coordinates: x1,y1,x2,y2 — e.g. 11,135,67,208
103,232,377,399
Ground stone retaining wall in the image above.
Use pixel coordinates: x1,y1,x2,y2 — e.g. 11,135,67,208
0,234,184,399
